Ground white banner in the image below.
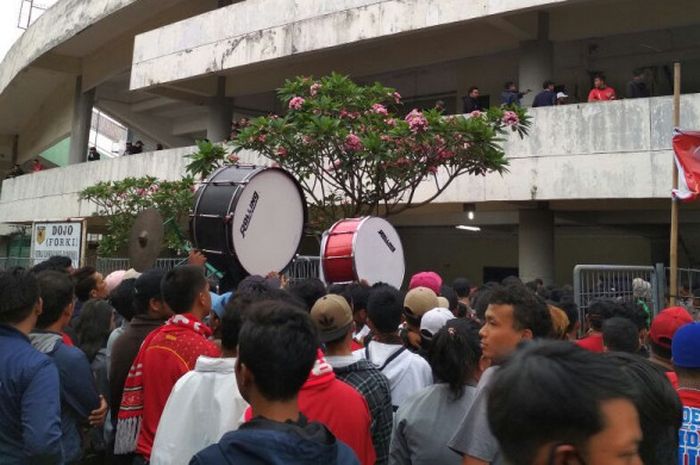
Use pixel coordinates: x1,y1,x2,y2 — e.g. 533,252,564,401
31,221,84,266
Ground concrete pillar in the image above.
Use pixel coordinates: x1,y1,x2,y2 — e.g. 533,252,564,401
206,76,234,142
68,76,95,164
518,12,553,107
519,207,555,285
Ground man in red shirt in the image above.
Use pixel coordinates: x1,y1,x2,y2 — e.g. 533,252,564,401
588,73,616,102
648,306,693,387
672,322,700,465
576,300,617,352
114,265,220,462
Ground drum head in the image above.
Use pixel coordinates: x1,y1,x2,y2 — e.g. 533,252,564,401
353,217,405,288
231,168,305,275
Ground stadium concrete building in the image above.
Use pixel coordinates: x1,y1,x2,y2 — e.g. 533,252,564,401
2,0,700,285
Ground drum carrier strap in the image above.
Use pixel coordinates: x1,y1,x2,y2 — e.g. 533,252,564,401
364,341,407,371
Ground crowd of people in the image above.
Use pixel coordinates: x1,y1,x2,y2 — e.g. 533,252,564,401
1,254,699,465
463,69,653,113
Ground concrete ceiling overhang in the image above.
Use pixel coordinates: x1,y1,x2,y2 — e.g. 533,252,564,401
0,0,218,135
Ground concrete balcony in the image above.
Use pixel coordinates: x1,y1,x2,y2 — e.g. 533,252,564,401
1,94,699,224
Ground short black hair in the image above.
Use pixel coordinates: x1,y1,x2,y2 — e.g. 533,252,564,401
504,81,515,89
471,287,493,322
439,285,458,312
367,285,403,334
543,80,554,89
36,271,75,328
287,278,326,312
650,340,672,360
75,299,114,362
616,301,649,331
468,86,479,94
221,302,242,352
429,319,481,400
606,353,682,465
586,299,619,331
452,278,471,298
0,268,40,325
31,256,72,274
109,279,136,322
238,300,318,401
489,341,637,465
73,266,98,302
594,73,606,81
603,317,640,353
557,299,579,333
133,269,165,315
488,284,552,338
341,282,370,313
161,265,207,314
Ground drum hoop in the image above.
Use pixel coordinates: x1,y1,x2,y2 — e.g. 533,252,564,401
350,217,372,283
191,165,227,249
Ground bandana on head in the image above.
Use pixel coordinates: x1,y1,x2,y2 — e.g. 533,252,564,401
113,314,212,454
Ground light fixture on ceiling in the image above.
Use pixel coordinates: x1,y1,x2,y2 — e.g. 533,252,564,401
456,225,481,232
463,203,476,221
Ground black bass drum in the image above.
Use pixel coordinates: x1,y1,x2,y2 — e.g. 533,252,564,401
190,165,307,279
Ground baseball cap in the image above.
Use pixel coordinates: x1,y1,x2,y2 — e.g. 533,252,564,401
420,308,454,340
437,296,450,309
650,306,693,349
409,272,443,295
672,322,700,368
105,270,126,294
209,291,233,319
133,269,165,309
310,294,353,343
404,286,439,321
556,92,568,99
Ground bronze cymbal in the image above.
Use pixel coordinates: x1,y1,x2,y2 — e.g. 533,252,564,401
128,209,164,272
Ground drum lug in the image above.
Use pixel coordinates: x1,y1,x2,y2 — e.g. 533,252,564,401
190,213,224,219
201,248,225,255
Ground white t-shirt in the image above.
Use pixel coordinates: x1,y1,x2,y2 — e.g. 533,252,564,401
354,341,432,409
150,356,248,465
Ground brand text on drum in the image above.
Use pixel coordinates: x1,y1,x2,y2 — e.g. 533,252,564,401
378,230,396,253
239,191,260,239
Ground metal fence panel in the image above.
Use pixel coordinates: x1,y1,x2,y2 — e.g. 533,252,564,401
573,264,657,331
0,257,32,270
284,255,321,282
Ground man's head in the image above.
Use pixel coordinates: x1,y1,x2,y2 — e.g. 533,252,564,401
479,284,552,361
310,294,353,350
429,318,481,399
602,317,640,353
161,265,210,318
586,299,618,332
594,73,607,89
367,285,403,335
341,282,370,330
0,268,42,328
287,278,326,312
452,277,472,299
557,299,579,339
439,285,459,315
133,269,167,318
236,301,318,404
109,278,137,322
403,286,439,329
220,298,243,357
468,86,480,98
73,266,108,302
35,271,75,329
632,68,645,81
543,80,555,91
31,256,72,274
489,341,642,465
505,81,516,91
649,306,692,361
606,352,683,465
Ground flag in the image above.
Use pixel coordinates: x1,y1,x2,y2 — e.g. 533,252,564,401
672,129,700,202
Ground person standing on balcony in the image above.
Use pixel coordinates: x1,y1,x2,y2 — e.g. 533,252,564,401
532,80,557,107
462,87,483,113
587,73,617,102
626,69,650,99
500,81,530,106
31,158,44,172
88,147,101,162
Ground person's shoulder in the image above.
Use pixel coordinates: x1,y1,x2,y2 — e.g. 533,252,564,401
336,440,362,465
53,341,90,364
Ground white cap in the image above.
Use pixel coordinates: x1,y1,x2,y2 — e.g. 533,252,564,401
420,307,454,340
556,92,568,99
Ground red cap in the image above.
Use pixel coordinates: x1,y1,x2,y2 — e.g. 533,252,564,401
649,306,693,349
409,271,443,295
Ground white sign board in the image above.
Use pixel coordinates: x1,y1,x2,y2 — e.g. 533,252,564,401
31,221,84,266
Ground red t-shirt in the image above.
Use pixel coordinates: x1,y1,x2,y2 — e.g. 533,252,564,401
588,86,616,102
135,314,220,459
666,371,679,389
576,333,604,353
678,388,700,465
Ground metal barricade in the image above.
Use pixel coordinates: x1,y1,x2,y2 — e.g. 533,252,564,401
664,266,700,319
93,257,186,275
573,264,661,331
285,255,321,282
